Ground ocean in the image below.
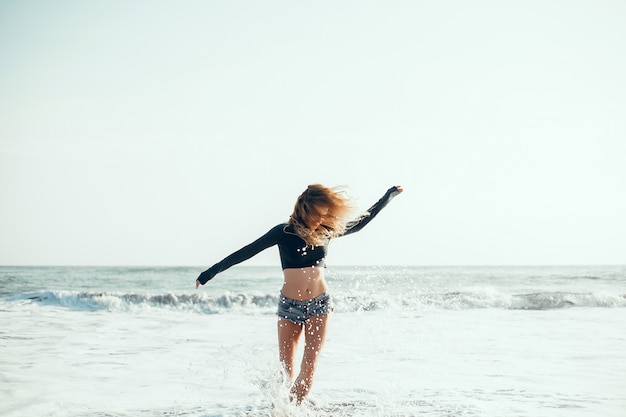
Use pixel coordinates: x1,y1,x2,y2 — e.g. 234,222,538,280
1,265,624,417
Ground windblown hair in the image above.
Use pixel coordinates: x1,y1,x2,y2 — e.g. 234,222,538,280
288,184,356,246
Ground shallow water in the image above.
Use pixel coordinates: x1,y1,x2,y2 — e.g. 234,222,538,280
1,265,625,416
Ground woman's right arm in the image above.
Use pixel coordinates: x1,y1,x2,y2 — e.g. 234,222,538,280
196,225,283,287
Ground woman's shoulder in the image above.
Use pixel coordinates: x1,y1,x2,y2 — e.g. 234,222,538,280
268,223,291,234
253,223,291,245
269,223,301,239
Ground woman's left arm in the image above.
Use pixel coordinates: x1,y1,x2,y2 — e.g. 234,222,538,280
341,185,403,237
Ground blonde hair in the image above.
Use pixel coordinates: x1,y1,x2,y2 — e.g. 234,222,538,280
288,184,356,246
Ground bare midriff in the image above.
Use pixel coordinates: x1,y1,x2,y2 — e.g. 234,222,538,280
281,266,328,301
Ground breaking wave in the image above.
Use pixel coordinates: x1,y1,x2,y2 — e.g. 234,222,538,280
5,289,626,314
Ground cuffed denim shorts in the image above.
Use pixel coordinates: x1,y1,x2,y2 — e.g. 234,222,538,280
277,292,333,325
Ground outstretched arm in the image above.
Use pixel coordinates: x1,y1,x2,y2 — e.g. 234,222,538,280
195,225,283,288
341,185,403,237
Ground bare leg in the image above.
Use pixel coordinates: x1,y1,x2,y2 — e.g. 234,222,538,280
277,318,303,380
291,314,329,404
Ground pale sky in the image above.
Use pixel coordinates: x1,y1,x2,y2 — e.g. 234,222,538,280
1,0,625,267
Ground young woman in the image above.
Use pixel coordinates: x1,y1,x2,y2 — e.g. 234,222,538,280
195,184,403,404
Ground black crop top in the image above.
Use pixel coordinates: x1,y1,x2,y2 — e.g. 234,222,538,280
197,186,400,285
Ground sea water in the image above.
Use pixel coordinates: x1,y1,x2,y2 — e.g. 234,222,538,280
1,265,624,416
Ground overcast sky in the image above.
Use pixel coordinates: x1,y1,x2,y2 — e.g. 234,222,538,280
1,0,625,267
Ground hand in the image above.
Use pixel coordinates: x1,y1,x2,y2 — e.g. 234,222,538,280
395,185,404,194
195,279,201,289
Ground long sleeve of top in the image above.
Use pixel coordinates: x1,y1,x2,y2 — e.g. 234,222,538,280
341,186,401,236
197,186,401,285
197,226,283,285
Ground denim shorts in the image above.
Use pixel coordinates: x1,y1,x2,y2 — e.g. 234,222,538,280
277,292,333,325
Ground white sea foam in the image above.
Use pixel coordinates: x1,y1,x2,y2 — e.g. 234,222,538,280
6,287,625,315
